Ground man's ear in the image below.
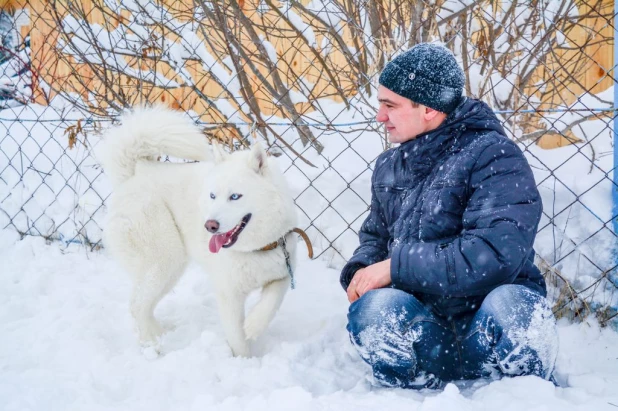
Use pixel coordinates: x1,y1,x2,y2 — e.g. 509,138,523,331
212,141,229,164
248,142,267,174
424,106,438,121
424,106,447,123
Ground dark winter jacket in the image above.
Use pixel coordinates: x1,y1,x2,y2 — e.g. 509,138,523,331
340,98,546,318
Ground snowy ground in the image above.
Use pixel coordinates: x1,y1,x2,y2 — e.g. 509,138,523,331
1,229,617,411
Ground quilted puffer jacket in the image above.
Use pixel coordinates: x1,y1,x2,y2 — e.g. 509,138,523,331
340,98,546,318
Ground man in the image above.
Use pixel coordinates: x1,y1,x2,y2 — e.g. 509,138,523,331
341,43,558,389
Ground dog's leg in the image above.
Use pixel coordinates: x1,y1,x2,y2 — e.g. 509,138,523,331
107,197,188,349
215,291,250,357
131,263,185,347
244,276,290,340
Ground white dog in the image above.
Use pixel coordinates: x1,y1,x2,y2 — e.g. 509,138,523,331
97,106,304,357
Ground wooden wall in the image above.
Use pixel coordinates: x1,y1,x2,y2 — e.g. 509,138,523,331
22,0,360,127
4,0,615,147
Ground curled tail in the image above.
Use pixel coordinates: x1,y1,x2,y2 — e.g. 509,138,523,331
97,105,212,185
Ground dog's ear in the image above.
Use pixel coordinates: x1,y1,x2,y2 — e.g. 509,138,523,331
248,142,268,174
211,141,229,163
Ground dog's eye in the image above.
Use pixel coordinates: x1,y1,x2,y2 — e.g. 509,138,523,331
229,193,242,201
210,193,216,200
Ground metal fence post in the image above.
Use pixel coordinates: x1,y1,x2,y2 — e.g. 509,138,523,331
611,0,618,301
614,0,618,237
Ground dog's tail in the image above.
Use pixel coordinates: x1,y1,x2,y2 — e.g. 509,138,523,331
97,105,212,185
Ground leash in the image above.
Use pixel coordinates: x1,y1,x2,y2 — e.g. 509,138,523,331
258,228,314,289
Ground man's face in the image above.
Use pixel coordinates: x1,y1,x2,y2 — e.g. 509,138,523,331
376,85,429,144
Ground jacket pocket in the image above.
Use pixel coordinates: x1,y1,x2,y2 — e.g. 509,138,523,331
444,244,457,285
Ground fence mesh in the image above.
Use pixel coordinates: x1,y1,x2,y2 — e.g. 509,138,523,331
0,0,616,325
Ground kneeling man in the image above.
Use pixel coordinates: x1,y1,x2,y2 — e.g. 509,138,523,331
341,43,558,389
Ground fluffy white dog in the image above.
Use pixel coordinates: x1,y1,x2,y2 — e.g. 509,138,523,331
98,106,302,357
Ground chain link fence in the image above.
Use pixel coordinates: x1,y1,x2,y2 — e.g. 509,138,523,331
0,0,616,325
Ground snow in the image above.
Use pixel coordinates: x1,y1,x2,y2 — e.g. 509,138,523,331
1,0,617,405
279,4,317,48
1,230,617,410
0,104,109,245
305,1,345,27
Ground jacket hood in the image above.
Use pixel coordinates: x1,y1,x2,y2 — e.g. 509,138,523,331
398,98,506,167
444,97,505,136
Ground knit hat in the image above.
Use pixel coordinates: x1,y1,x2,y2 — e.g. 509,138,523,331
379,43,465,114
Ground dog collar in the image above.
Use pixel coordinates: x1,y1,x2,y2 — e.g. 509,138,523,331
258,228,314,290
259,228,313,257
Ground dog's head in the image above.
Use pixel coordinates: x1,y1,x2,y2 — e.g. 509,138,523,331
201,142,297,253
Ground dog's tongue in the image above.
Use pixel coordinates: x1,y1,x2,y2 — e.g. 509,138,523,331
209,232,231,253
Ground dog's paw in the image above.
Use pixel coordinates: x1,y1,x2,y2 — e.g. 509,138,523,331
142,345,160,360
136,321,164,344
243,311,269,341
138,334,162,359
229,341,251,358
136,321,165,358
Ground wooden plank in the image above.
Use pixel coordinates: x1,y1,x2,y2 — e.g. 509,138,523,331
22,0,616,149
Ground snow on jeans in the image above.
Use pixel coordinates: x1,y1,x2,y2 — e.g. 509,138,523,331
347,284,558,388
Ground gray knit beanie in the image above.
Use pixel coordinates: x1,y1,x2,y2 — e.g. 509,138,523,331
379,43,465,114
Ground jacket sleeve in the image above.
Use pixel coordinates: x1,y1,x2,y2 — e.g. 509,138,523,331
340,180,390,290
390,139,542,297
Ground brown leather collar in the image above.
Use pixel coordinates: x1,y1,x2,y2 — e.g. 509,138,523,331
258,227,314,259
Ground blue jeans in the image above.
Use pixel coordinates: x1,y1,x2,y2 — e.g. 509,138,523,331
347,285,558,388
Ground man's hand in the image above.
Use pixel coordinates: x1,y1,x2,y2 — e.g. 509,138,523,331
347,259,392,303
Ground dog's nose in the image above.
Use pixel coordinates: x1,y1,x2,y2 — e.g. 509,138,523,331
205,219,220,233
